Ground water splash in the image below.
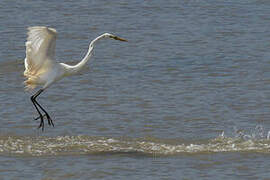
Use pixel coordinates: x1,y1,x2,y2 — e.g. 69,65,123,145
0,130,270,157
233,124,270,140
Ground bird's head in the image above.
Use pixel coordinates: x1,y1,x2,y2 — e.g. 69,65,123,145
104,33,128,42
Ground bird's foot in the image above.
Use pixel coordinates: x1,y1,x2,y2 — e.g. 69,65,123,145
35,113,54,128
34,114,46,120
45,113,54,127
35,114,45,131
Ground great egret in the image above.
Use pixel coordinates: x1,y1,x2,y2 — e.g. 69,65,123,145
24,26,127,130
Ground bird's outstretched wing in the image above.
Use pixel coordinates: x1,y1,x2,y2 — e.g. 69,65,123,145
24,26,57,77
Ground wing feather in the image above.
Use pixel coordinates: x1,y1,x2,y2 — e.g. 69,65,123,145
24,26,57,77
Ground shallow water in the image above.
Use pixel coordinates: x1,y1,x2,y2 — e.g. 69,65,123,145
1,0,270,179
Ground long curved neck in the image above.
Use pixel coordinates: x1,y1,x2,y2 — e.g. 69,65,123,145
65,34,107,75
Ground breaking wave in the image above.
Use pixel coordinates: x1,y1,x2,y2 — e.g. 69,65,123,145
1,125,270,156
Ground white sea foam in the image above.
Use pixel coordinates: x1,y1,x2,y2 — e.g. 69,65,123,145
0,125,270,156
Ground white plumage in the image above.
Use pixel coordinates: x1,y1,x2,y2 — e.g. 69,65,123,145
24,26,127,130
24,26,57,90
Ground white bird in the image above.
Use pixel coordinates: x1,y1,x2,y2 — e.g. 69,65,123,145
24,26,127,130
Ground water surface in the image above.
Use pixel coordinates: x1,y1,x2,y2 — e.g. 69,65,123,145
1,0,270,179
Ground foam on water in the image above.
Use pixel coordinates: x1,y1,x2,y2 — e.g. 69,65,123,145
1,127,270,156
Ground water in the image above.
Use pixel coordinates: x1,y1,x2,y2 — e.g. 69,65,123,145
1,0,270,179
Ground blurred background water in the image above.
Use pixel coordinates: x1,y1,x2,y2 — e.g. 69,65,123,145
1,0,270,179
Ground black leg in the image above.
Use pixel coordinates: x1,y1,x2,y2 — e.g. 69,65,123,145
31,89,54,130
34,98,54,127
31,90,44,130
